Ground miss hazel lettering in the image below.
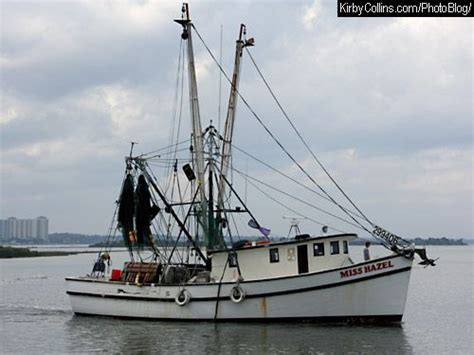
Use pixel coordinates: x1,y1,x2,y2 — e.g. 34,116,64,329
340,260,394,278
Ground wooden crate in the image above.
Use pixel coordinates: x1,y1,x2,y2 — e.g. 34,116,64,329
121,262,160,284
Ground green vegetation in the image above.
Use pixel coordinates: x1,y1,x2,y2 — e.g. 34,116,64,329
0,246,73,258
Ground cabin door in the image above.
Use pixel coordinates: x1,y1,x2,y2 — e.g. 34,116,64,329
297,245,309,274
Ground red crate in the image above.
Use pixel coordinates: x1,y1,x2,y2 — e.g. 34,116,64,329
110,269,122,281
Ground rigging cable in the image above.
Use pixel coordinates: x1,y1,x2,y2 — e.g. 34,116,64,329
165,163,178,244
214,164,269,240
166,187,201,266
232,143,365,220
246,177,347,234
172,40,187,165
218,24,223,132
228,164,364,231
146,163,185,255
168,39,184,153
191,24,376,241
164,39,185,193
245,48,374,226
140,138,191,158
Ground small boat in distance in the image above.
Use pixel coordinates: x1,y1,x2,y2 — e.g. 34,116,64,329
66,3,435,323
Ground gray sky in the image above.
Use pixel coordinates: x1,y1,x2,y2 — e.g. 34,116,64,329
1,1,472,238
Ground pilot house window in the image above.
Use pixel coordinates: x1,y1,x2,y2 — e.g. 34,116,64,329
313,243,325,256
343,240,349,254
330,241,340,255
269,248,280,263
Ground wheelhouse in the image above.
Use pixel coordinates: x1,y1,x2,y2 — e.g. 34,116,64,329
209,233,357,282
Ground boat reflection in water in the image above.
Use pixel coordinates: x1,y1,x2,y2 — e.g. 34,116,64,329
65,316,412,353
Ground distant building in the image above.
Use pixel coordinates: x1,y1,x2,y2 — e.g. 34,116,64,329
0,216,49,240
36,216,48,239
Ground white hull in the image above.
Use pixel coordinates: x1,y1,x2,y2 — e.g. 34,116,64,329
66,254,413,322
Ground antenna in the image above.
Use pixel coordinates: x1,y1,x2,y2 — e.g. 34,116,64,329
283,216,306,238
129,141,138,157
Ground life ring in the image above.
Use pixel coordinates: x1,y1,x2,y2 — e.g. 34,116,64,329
230,285,246,303
175,289,191,306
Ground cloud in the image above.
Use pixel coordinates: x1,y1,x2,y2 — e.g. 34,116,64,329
0,1,472,238
302,0,322,29
0,0,177,100
239,15,472,155
233,145,472,238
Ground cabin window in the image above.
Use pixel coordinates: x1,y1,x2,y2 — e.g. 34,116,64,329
228,252,238,268
269,248,279,263
343,240,349,254
313,243,325,256
330,241,340,255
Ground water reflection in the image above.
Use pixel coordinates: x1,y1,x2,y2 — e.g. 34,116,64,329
3,247,472,353
66,316,412,354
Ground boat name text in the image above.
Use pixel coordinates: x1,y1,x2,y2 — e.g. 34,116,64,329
340,260,394,278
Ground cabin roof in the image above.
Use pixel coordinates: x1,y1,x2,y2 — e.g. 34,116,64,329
208,233,358,254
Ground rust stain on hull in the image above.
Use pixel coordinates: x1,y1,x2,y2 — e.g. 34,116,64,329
260,297,267,318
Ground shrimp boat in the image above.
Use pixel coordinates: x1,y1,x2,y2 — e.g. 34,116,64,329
66,4,435,323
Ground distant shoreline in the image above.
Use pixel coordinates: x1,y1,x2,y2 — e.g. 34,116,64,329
350,237,468,246
0,246,98,259
0,246,76,259
91,237,469,248
1,233,471,249
1,238,470,259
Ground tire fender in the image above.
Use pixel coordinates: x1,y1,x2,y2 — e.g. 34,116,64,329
175,289,191,306
230,285,246,303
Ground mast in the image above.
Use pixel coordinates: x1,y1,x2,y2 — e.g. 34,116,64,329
208,159,215,246
206,124,225,249
175,4,208,239
218,24,254,212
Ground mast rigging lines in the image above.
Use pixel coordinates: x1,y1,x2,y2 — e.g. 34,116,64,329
191,24,383,244
106,19,414,261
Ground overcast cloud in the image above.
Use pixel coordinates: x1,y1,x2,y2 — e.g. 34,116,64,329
0,1,472,238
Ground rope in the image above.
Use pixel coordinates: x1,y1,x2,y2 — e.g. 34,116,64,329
213,258,228,320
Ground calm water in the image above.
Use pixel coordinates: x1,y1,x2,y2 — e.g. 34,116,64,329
0,246,472,354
